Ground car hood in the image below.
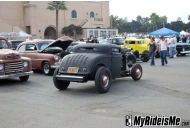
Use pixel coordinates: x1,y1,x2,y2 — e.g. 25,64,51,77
176,43,189,46
0,49,21,60
41,36,73,52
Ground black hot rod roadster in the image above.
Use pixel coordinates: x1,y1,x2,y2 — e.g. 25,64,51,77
53,44,143,93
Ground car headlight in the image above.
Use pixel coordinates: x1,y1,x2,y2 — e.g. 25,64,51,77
0,64,4,71
183,48,185,51
23,61,28,68
54,55,59,61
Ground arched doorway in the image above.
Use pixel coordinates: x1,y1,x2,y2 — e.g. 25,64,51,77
44,27,56,39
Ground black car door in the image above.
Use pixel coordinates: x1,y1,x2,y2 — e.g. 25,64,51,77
111,47,122,77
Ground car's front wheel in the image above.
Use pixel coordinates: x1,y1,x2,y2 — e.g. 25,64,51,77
19,75,29,81
43,61,53,75
95,67,111,93
131,64,142,81
53,67,70,90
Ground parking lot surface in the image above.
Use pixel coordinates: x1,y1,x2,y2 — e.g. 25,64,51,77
0,55,190,128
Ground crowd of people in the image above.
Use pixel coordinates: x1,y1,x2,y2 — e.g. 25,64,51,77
148,35,178,66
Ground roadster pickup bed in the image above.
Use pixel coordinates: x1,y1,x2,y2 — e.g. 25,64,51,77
53,44,143,93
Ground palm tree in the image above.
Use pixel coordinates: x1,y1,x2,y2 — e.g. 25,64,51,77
150,13,159,31
47,1,67,39
110,15,118,29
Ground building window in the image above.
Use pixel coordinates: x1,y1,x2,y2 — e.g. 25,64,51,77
89,30,93,38
90,11,94,18
100,31,106,37
94,30,98,37
71,10,77,18
108,31,112,36
113,31,116,35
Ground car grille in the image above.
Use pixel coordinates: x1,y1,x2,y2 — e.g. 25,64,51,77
185,46,190,51
4,61,24,75
65,55,88,67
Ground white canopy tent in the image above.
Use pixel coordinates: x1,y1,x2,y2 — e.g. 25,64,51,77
18,31,32,37
180,30,189,35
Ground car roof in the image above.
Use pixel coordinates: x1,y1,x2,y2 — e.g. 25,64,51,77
125,38,144,41
73,44,120,54
20,40,54,45
0,36,7,41
109,37,124,39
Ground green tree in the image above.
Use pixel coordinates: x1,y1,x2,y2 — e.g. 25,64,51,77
188,15,190,20
47,1,67,39
177,17,182,21
62,24,83,38
159,16,167,27
150,13,159,31
110,15,119,28
136,15,143,24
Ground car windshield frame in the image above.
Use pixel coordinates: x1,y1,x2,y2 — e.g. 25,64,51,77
37,41,52,50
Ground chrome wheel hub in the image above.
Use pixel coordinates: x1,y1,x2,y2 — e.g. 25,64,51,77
102,74,109,88
44,64,50,74
136,68,141,78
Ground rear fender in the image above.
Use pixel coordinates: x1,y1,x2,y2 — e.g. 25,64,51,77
90,64,105,80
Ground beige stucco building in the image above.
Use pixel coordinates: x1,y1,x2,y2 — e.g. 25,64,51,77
0,1,118,39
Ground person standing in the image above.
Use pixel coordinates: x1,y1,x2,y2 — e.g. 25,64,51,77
148,37,157,66
86,38,91,43
91,37,99,43
158,36,168,66
168,35,176,58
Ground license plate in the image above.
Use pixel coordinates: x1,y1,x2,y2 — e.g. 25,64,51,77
67,67,79,73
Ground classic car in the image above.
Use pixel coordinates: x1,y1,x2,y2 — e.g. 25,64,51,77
53,44,143,93
8,40,24,50
0,37,33,81
176,43,190,56
16,36,72,75
123,38,150,54
65,42,79,53
122,38,150,62
108,37,125,46
155,42,190,58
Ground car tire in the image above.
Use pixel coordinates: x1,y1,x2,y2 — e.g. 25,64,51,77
141,53,150,62
19,75,29,81
95,66,111,93
53,67,70,90
43,61,53,75
131,64,143,81
126,54,136,64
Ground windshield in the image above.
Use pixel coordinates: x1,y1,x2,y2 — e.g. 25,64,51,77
11,41,24,48
37,42,51,50
0,39,9,49
112,38,124,45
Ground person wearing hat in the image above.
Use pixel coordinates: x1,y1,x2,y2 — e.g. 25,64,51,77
158,36,168,66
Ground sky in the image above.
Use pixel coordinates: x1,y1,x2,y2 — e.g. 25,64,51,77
109,0,190,23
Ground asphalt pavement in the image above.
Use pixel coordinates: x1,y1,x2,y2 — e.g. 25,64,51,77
0,55,190,128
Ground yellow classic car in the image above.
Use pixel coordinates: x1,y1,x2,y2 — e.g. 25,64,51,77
123,38,150,54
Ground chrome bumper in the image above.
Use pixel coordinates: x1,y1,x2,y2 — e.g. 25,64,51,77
0,71,33,79
51,62,61,69
180,51,190,54
56,74,85,82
